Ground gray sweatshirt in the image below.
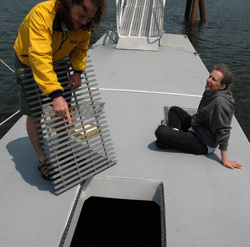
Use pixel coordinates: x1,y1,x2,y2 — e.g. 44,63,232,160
191,90,234,151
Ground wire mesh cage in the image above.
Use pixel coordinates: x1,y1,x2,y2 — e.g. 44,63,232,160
21,58,116,195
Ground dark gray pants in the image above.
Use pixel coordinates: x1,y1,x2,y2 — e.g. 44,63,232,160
155,106,207,155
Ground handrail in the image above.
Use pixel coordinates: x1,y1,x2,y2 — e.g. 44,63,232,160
0,58,15,73
116,0,126,37
0,110,21,126
160,0,166,38
116,0,120,36
0,58,21,127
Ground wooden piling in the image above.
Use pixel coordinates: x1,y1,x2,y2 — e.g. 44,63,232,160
185,0,206,24
199,0,206,22
185,0,192,20
190,0,199,25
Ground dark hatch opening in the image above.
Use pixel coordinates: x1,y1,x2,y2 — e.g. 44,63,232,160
70,196,162,247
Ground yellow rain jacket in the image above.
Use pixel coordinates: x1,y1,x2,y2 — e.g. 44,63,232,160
14,0,91,97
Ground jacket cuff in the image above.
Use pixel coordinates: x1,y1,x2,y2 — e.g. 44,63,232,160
48,90,63,99
74,70,83,74
219,142,228,151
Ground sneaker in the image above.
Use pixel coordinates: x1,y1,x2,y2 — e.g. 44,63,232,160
161,119,167,126
38,160,51,180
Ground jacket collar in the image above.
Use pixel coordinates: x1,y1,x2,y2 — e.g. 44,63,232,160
53,13,62,31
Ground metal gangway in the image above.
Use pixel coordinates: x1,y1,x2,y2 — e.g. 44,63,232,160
116,0,166,51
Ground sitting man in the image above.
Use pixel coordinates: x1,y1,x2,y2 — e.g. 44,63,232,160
155,64,242,169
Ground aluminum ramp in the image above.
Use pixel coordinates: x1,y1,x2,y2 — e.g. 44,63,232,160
116,0,165,51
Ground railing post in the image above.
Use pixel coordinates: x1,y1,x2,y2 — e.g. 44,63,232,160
116,0,121,36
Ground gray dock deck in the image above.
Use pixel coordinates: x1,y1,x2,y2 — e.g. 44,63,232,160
1,32,250,247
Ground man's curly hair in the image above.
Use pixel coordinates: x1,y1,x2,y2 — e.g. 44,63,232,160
55,0,108,31
213,64,233,90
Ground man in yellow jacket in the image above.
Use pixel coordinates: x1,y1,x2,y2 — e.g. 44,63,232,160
14,0,107,180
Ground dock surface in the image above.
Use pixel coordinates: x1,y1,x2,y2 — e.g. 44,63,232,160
1,32,250,247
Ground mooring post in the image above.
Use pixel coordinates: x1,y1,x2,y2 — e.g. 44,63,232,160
190,0,199,25
185,0,193,20
186,0,206,24
199,0,206,22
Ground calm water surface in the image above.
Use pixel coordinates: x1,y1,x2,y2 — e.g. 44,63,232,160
0,0,249,140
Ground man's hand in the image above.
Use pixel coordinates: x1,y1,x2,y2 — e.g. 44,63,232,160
67,72,82,90
53,96,71,123
223,159,242,169
221,150,242,169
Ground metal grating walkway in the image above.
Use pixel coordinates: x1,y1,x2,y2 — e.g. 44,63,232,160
116,0,165,51
21,58,116,195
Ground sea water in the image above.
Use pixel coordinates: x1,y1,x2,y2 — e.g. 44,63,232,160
0,0,249,141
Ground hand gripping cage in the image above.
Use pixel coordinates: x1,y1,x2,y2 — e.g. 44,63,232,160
21,58,116,195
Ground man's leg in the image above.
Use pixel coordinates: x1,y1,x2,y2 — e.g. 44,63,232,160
15,56,46,162
168,106,192,131
27,116,51,180
155,125,207,155
15,56,52,179
26,116,45,162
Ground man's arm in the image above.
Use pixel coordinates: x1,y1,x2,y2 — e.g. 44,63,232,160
52,72,82,123
28,6,64,97
221,150,242,169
